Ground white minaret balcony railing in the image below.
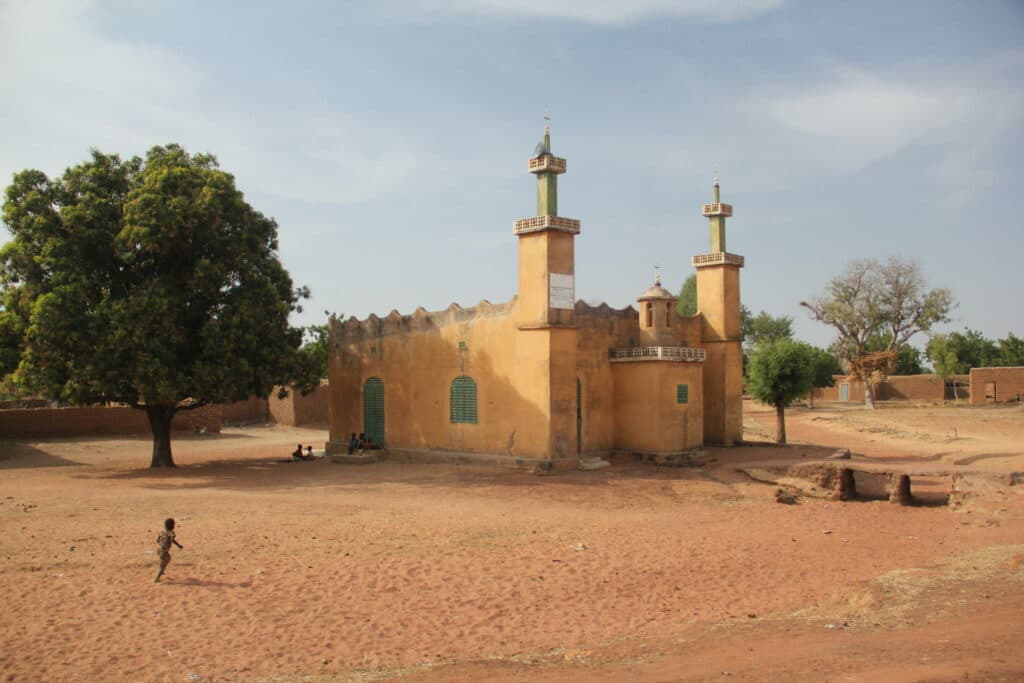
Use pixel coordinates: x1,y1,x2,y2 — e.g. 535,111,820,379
610,346,706,362
691,252,745,268
702,202,733,217
513,215,581,235
528,156,567,174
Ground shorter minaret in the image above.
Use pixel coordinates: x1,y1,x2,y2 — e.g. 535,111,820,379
693,176,744,445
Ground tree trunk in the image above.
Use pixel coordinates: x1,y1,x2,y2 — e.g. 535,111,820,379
864,382,876,410
807,391,815,409
146,404,177,467
775,402,787,445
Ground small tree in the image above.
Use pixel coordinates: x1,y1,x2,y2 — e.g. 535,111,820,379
928,334,961,403
2,145,318,467
676,274,697,316
747,339,816,444
806,346,843,408
802,256,952,408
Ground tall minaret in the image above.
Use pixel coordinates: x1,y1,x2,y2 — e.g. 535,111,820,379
513,125,581,327
512,124,580,460
693,177,744,445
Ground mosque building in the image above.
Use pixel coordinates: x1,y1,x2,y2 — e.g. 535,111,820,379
326,126,744,465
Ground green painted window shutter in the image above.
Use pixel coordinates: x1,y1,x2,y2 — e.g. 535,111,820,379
450,376,478,424
676,384,689,404
363,377,385,446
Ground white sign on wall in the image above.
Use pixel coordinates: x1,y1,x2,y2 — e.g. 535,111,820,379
549,273,575,310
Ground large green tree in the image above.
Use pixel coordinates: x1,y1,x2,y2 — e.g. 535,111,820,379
1,145,316,467
801,256,952,408
747,339,817,444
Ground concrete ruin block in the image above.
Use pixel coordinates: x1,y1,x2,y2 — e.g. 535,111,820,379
836,468,857,501
888,473,913,505
775,488,799,505
578,457,611,471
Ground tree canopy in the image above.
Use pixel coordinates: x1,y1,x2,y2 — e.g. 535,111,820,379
746,339,817,444
923,328,1019,373
865,334,927,375
743,309,793,347
1,144,317,467
676,274,697,317
801,256,952,407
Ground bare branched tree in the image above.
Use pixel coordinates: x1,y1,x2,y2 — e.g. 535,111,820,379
801,257,953,408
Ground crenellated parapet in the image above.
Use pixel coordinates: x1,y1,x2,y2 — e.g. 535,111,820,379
574,300,637,320
329,298,517,347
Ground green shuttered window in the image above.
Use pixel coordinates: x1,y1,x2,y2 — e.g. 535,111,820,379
676,384,689,404
450,375,478,424
363,377,385,446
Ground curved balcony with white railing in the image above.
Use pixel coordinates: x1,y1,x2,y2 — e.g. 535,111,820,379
609,346,706,363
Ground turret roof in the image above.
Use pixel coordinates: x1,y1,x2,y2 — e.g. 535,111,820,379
637,274,676,301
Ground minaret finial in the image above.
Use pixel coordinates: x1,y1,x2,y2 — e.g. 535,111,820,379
543,108,551,136
654,262,661,286
713,170,721,203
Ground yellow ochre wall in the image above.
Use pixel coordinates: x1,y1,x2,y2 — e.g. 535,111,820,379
516,231,575,327
327,298,711,461
696,263,743,445
327,300,582,461
611,361,704,453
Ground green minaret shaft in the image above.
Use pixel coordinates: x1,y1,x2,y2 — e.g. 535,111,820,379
709,182,726,252
536,130,557,215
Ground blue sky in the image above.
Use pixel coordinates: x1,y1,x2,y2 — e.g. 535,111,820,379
2,0,1022,351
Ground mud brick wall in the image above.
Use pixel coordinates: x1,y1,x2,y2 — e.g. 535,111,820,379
811,374,967,403
220,396,269,425
0,404,221,439
268,382,328,426
875,375,944,400
970,367,1024,404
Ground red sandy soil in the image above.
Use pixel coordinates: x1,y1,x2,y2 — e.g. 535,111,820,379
1,403,1022,682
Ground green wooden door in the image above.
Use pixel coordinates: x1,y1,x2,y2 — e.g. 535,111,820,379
576,378,582,454
363,377,385,447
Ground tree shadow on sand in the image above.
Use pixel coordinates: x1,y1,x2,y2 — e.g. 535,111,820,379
76,443,827,496
0,442,86,468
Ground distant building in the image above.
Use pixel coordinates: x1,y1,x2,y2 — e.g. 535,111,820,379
326,126,744,465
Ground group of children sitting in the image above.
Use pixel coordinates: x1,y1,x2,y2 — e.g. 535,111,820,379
290,444,322,461
288,433,381,461
348,432,379,454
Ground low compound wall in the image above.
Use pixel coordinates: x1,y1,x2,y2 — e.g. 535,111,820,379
0,404,221,439
970,367,1024,404
221,383,329,427
220,396,269,425
268,382,329,426
812,374,969,403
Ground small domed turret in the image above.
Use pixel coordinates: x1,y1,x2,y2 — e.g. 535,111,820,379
637,273,678,346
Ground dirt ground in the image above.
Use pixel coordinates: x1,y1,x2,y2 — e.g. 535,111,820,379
1,401,1022,682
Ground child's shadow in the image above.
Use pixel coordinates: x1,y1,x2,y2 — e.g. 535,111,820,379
171,577,253,589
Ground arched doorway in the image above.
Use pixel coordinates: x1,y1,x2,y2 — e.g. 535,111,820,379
363,377,385,447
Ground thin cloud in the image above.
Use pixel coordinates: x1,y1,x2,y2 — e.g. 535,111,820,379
0,0,442,207
761,68,971,154
407,0,783,24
